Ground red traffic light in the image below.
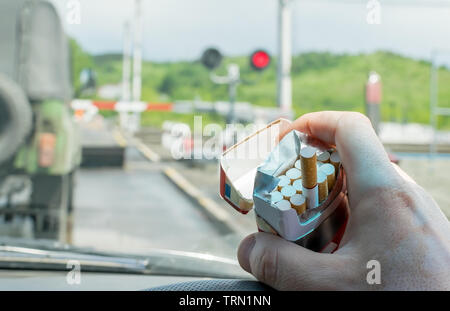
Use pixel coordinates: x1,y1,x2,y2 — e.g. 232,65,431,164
250,50,270,71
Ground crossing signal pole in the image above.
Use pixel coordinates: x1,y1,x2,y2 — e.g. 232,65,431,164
120,21,131,130
131,0,143,133
365,71,382,135
277,0,293,118
201,48,271,124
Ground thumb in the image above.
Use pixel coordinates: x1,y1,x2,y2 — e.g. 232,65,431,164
238,232,357,290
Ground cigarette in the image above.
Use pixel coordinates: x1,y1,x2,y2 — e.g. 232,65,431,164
302,185,319,209
270,191,283,204
300,146,318,208
292,179,303,194
275,199,292,211
300,147,317,189
290,194,306,214
286,168,301,182
319,163,336,192
317,151,331,163
317,171,328,203
330,151,341,174
280,185,296,201
294,159,301,170
277,175,291,190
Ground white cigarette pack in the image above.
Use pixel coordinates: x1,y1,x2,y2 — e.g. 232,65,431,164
219,119,349,253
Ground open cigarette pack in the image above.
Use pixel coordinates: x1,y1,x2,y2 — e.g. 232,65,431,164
219,119,349,253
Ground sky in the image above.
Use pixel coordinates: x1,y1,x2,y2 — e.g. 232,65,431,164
51,0,450,64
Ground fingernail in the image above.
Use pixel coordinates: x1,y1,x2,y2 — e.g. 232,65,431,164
238,234,256,273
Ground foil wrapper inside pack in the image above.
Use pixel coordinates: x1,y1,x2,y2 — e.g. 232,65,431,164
252,130,346,243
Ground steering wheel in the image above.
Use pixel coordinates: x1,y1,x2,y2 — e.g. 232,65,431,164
146,279,273,291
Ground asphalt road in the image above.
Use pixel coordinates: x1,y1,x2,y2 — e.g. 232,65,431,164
71,147,242,259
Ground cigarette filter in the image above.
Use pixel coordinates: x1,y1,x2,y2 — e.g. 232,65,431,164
290,194,306,214
277,175,291,190
317,171,328,203
317,151,331,163
302,185,319,209
292,179,303,194
300,146,317,189
281,185,296,200
270,191,283,204
286,167,301,182
275,199,292,211
320,163,335,192
330,151,341,174
294,159,301,170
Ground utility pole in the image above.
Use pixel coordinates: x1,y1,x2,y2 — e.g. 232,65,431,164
121,22,131,102
277,0,293,117
120,21,131,129
430,50,438,156
131,0,143,133
429,50,450,157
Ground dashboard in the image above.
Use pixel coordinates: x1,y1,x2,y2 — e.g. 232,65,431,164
0,270,222,291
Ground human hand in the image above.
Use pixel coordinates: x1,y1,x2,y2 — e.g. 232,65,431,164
237,111,450,290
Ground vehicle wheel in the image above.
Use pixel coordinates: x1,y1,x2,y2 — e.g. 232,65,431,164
31,174,71,243
0,73,32,166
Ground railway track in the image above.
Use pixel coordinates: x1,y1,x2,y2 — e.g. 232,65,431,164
136,126,450,155
384,143,450,154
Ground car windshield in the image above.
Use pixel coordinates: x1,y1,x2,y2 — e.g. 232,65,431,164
0,0,449,276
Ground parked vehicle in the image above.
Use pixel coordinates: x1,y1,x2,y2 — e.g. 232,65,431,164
0,0,82,242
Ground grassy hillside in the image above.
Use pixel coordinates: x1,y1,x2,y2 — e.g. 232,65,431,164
70,39,450,128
